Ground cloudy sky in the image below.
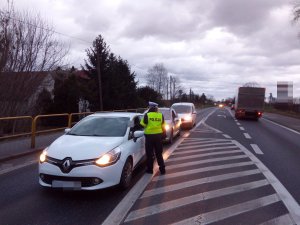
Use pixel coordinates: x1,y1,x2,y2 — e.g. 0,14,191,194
4,0,300,100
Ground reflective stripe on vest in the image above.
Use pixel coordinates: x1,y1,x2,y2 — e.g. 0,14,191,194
143,112,163,134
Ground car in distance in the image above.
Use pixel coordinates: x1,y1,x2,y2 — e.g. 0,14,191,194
171,102,197,129
159,107,181,144
39,112,145,190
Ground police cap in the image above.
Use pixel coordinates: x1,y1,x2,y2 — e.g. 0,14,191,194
148,101,158,108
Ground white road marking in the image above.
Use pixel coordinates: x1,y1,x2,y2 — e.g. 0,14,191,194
167,150,243,162
173,145,240,155
173,194,281,225
251,144,264,155
124,180,269,222
237,122,241,125
153,161,254,182
176,142,234,150
223,134,232,139
179,139,231,146
101,132,186,225
262,118,300,136
240,127,245,131
203,122,223,133
258,214,295,225
142,169,261,198
244,133,252,139
0,160,36,175
233,140,300,224
167,155,248,170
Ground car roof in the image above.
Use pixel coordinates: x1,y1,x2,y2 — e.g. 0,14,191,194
171,102,194,106
90,112,142,119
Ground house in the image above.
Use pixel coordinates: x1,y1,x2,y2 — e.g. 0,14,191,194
0,70,90,117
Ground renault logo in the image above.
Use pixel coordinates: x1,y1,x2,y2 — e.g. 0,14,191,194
61,158,72,173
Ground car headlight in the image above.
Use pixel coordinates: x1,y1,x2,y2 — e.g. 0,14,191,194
95,147,121,167
39,149,48,163
164,124,170,131
184,115,192,121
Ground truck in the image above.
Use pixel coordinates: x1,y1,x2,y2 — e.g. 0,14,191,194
234,87,265,120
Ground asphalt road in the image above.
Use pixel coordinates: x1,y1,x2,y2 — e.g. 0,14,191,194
0,109,210,225
1,107,299,225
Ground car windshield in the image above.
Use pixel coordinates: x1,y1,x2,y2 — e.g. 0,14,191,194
172,105,192,114
159,109,171,120
68,116,130,137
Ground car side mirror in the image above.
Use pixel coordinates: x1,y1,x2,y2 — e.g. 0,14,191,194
133,130,144,142
65,128,71,133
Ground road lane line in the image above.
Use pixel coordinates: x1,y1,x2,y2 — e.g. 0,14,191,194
167,150,244,162
237,122,241,125
258,214,295,225
101,130,186,225
167,155,248,170
233,140,300,224
202,122,223,133
0,160,36,175
251,144,264,155
179,139,231,146
153,161,254,181
173,194,281,225
142,169,261,198
124,180,269,222
262,118,300,135
176,142,234,150
240,127,245,131
173,145,240,155
244,133,252,139
223,134,232,139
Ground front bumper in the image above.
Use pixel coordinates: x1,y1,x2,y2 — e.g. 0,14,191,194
39,160,124,190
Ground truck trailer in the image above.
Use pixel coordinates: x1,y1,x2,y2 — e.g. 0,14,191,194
235,87,265,120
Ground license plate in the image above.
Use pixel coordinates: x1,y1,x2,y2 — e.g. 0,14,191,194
52,180,81,190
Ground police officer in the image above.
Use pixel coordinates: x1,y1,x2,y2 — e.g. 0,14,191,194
140,101,166,175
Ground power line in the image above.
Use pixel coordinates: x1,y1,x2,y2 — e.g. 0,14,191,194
1,10,91,44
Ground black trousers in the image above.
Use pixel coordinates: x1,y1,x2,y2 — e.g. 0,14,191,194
145,133,165,171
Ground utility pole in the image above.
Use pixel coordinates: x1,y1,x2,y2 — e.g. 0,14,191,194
96,49,103,111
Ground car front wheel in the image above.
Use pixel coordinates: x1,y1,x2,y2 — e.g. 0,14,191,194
119,158,133,190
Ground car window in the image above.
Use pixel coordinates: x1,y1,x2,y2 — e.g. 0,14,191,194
68,116,130,137
159,109,171,120
172,105,192,113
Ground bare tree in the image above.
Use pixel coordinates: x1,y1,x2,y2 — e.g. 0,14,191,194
0,1,68,73
0,1,69,120
146,63,168,97
169,75,182,100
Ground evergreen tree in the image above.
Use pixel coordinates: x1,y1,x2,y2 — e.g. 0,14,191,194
83,35,139,111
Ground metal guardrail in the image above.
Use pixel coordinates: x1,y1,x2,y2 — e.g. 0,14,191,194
0,109,147,148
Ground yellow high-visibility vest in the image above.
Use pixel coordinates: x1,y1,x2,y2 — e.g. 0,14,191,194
140,112,164,134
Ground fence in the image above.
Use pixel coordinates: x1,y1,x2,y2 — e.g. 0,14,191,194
0,108,146,148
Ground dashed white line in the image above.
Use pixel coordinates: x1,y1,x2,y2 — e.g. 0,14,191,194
244,133,252,139
233,140,300,224
239,127,245,131
237,122,241,125
250,144,264,155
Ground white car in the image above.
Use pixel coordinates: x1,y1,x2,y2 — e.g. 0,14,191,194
159,107,181,144
39,112,145,190
171,102,197,129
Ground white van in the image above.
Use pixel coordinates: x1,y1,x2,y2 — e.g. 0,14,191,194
171,102,197,129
